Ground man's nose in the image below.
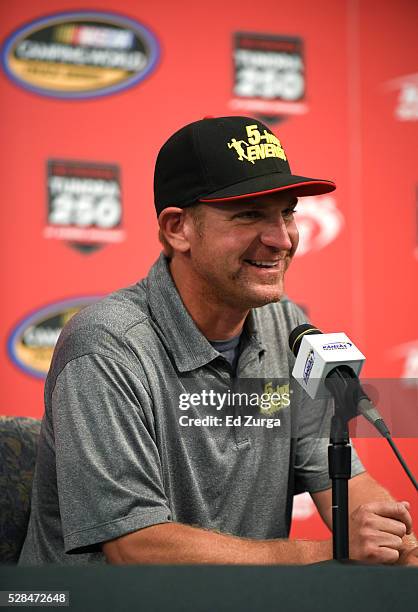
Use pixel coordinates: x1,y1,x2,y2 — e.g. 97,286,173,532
260,217,293,251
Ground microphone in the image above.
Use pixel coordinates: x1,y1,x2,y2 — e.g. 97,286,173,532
289,323,390,436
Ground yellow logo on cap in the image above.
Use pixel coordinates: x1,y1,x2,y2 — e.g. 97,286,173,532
227,124,287,164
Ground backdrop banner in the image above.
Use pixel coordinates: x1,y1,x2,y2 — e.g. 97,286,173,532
1,0,417,539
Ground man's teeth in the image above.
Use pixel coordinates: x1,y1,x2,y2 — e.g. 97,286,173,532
246,260,278,268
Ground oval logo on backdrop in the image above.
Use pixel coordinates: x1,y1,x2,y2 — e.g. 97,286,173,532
8,297,100,378
1,11,159,98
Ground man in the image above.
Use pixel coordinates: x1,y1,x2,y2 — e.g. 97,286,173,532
20,116,417,566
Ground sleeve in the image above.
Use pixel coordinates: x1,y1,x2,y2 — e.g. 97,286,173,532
51,353,171,554
293,386,365,494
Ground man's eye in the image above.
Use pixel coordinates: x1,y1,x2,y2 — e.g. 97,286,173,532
236,211,261,219
283,208,297,219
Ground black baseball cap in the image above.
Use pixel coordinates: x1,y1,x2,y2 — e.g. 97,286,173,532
154,115,336,216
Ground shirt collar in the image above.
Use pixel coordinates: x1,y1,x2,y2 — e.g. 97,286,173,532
146,254,264,373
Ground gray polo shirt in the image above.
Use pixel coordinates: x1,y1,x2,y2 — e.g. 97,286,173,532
19,254,364,565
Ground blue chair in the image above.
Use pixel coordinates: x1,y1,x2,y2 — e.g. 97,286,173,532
0,416,41,564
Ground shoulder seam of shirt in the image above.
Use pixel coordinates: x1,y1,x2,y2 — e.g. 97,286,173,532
50,352,153,402
122,316,154,336
65,306,150,338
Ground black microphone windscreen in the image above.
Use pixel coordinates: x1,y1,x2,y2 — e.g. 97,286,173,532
289,323,322,357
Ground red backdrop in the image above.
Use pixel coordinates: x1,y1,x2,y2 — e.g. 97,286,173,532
1,0,417,539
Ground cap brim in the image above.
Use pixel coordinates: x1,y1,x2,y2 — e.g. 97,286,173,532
199,173,336,202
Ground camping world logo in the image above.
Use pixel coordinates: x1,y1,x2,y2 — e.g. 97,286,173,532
229,32,307,118
1,11,159,98
7,297,100,378
44,159,124,253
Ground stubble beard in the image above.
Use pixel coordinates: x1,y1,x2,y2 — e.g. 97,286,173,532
206,262,287,310
233,269,285,308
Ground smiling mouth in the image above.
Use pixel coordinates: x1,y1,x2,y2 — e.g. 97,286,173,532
244,259,282,269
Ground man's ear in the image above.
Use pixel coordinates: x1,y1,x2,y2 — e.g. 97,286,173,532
158,207,192,254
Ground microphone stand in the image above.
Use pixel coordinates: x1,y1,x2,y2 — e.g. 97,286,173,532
290,325,418,563
325,371,359,561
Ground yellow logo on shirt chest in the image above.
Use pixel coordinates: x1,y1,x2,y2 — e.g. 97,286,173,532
227,124,287,164
259,381,290,415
